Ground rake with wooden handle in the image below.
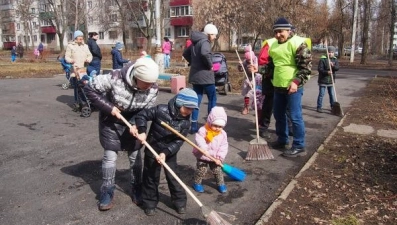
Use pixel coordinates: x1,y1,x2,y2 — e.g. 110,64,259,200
246,46,274,160
118,115,231,225
325,41,344,117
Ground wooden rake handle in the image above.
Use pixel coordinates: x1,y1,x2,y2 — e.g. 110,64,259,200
235,49,253,89
324,42,338,102
160,121,223,167
118,115,204,208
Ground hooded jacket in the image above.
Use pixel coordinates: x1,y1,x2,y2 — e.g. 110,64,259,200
84,61,158,151
192,107,228,162
182,31,214,85
134,96,191,159
87,38,102,61
317,54,339,85
111,48,129,69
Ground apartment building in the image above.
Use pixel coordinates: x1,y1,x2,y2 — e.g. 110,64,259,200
0,0,197,51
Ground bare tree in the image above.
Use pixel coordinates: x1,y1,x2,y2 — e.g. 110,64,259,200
360,0,371,64
15,0,37,49
41,0,72,51
388,0,396,65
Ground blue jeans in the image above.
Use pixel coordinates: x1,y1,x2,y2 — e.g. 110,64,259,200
87,60,101,75
317,85,335,109
191,84,217,122
164,54,170,69
273,88,305,148
11,55,16,62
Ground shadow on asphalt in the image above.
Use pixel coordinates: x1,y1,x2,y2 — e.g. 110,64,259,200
60,160,130,200
56,94,75,109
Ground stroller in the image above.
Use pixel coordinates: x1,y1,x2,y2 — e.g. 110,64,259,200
57,57,93,117
212,52,232,95
73,74,93,118
58,56,73,90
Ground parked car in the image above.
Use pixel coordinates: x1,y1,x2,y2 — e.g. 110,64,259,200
355,47,363,54
393,49,397,59
344,47,352,56
238,44,250,51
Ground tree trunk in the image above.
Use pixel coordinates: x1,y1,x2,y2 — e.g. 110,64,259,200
360,0,370,64
75,0,79,32
388,0,396,66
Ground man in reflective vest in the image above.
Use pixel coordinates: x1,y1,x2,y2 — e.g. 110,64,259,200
266,17,312,157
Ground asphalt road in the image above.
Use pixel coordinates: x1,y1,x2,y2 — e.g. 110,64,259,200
0,68,393,225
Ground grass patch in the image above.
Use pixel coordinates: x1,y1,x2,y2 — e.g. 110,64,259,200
331,215,360,225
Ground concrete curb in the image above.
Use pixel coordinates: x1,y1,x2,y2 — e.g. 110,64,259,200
255,115,347,224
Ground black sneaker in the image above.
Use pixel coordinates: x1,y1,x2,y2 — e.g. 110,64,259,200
259,127,270,138
144,208,156,216
176,207,186,214
317,108,323,113
282,147,306,157
270,141,289,151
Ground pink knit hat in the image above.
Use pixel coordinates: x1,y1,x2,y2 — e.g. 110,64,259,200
207,106,227,127
244,45,252,52
245,51,255,61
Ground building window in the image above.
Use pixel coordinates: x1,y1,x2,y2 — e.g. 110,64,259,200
170,6,192,17
17,23,20,30
109,31,117,39
33,35,37,42
32,21,37,27
99,32,104,39
178,27,188,37
165,28,171,37
88,1,92,8
110,14,117,22
31,8,35,14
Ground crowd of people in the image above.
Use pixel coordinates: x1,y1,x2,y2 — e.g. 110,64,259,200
10,16,338,217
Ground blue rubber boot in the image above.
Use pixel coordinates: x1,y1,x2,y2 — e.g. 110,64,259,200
193,183,204,193
99,185,115,211
218,184,227,193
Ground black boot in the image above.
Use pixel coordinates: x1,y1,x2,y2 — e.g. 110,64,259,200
131,184,143,205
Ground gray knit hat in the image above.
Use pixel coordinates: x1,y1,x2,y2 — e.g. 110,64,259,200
175,88,199,109
328,46,336,53
273,17,292,31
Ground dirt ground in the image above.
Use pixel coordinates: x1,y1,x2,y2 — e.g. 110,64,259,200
1,50,396,224
266,77,397,225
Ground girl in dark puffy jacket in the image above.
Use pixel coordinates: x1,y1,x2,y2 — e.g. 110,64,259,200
84,57,159,211
133,88,198,216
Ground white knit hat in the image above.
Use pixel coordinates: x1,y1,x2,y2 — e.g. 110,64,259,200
203,24,218,35
132,57,159,83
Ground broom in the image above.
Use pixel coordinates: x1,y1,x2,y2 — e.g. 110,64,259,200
246,45,274,160
161,121,246,182
325,41,344,117
118,115,231,225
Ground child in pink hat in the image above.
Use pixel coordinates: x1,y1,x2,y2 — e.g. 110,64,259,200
192,106,229,193
238,46,263,119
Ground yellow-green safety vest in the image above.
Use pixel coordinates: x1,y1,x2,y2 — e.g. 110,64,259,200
269,36,311,88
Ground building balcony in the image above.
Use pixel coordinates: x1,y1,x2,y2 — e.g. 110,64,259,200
41,26,56,33
170,16,193,26
39,11,54,20
170,0,191,6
